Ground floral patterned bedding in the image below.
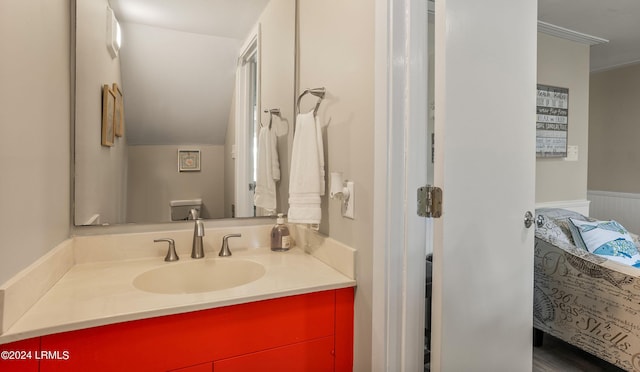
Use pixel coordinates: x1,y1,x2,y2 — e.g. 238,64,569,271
534,208,640,371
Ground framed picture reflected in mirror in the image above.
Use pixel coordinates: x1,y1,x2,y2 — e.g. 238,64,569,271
178,149,201,172
112,83,124,138
101,84,115,147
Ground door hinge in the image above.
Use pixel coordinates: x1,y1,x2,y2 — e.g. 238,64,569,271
417,185,442,218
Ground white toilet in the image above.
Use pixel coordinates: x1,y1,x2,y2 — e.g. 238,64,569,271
170,199,203,221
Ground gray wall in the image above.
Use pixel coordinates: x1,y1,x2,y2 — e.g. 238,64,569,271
127,145,226,222
224,92,237,218
589,63,640,193
536,33,590,203
223,0,296,218
0,0,71,284
74,0,128,225
120,22,239,146
298,0,374,369
259,0,296,216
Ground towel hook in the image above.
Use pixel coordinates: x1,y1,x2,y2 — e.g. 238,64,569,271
262,108,280,129
296,87,326,115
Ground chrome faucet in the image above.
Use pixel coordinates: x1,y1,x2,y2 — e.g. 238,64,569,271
154,238,179,262
191,219,205,259
219,234,242,257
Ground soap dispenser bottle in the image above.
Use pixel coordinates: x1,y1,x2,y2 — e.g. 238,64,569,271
271,213,291,252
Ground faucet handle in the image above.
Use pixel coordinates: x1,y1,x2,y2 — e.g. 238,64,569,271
154,238,179,262
219,234,242,257
188,208,200,220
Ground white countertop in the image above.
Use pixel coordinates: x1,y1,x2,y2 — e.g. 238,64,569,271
0,247,355,344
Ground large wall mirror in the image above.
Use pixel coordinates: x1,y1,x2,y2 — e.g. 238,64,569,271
73,0,295,226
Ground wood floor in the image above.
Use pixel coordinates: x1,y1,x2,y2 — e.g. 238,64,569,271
533,334,626,372
423,334,624,371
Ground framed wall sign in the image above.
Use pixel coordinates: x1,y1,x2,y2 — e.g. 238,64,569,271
178,149,201,172
536,84,568,157
101,84,116,147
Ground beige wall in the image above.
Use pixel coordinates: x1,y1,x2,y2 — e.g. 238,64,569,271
0,0,71,284
74,0,128,225
298,0,374,369
259,0,296,215
120,22,239,146
536,33,590,203
127,145,225,222
589,64,640,193
224,92,237,218
223,0,295,218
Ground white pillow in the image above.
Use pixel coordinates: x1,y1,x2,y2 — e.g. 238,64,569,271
569,218,640,268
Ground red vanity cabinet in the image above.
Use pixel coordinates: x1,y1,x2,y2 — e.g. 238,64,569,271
0,337,40,372
1,287,353,372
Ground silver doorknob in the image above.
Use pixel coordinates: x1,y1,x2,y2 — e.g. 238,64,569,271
524,211,534,228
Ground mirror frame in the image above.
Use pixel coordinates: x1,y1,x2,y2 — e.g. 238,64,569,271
71,0,298,229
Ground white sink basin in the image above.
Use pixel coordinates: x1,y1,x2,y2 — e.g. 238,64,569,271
133,259,266,294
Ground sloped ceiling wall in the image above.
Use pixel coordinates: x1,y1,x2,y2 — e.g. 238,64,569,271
111,0,269,145
120,23,239,145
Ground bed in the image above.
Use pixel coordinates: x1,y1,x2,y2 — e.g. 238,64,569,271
534,208,640,371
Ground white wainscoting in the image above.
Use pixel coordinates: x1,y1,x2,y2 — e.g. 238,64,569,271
535,199,591,217
588,190,640,234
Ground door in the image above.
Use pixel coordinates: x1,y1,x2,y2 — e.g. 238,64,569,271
430,0,537,371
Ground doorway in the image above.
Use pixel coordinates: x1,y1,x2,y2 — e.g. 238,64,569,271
372,0,537,370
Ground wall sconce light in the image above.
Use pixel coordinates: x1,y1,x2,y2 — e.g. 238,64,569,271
107,6,122,59
330,172,355,219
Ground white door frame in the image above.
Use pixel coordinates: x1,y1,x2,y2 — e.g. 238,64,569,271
372,0,429,370
235,25,261,218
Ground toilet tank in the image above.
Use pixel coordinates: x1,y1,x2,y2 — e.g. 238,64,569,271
170,199,203,221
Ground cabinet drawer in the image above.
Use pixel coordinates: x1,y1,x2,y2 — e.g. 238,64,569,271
214,336,335,372
40,290,336,371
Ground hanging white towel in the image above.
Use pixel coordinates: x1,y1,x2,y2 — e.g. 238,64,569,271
288,111,325,225
254,126,280,213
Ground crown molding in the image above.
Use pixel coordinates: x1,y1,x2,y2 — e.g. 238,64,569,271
537,21,608,45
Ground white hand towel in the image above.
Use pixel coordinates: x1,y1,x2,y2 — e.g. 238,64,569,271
254,126,280,213
288,111,325,224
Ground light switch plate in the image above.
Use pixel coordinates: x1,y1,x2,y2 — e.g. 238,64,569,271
343,181,355,219
564,145,578,161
